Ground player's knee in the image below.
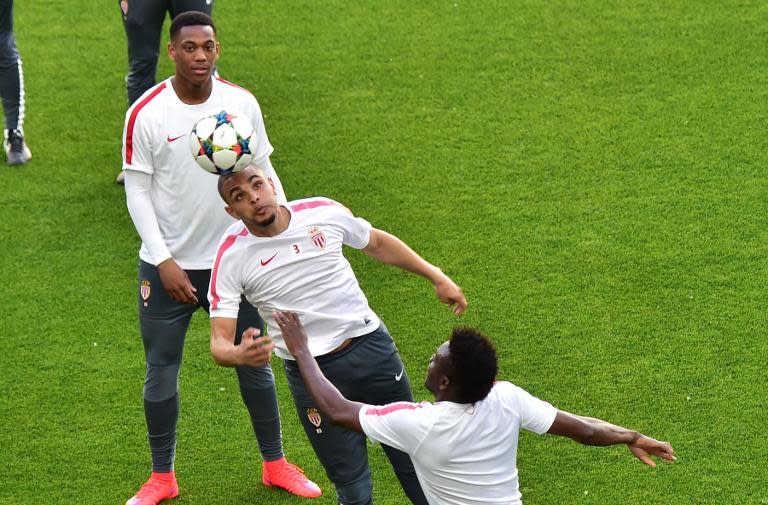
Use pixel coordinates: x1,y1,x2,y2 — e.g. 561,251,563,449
143,363,180,402
141,330,184,366
335,478,373,505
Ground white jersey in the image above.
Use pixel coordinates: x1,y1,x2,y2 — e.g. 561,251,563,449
359,381,558,505
122,76,282,269
208,197,381,359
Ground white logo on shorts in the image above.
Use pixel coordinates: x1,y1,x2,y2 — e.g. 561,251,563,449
395,367,404,381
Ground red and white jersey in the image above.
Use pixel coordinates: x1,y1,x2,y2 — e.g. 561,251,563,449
208,197,381,359
122,76,282,269
359,381,558,505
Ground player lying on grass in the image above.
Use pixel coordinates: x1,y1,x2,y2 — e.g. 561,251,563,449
273,310,677,505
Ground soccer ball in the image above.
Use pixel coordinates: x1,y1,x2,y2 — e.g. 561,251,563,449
189,110,258,175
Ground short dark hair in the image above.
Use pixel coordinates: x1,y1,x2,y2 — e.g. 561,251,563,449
217,172,235,203
447,327,498,403
170,11,217,40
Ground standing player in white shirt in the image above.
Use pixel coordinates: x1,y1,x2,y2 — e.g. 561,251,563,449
122,11,319,505
274,312,677,505
208,165,468,505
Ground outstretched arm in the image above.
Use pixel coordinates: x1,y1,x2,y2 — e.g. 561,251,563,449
547,411,676,467
362,228,468,315
274,311,364,432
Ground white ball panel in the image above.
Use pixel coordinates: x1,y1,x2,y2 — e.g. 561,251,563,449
194,154,217,173
233,152,254,171
212,149,238,169
194,116,218,139
230,116,254,138
189,133,203,157
213,124,237,148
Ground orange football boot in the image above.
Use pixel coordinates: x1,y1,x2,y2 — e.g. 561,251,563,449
125,471,179,505
262,457,322,498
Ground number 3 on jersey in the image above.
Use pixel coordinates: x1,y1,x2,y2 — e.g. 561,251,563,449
291,243,301,255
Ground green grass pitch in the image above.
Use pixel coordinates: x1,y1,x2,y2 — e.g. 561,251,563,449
1,0,766,503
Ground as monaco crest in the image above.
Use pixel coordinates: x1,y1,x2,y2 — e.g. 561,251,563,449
307,407,323,434
140,280,151,307
308,226,326,250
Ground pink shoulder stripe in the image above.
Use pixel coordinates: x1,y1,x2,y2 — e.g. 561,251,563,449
290,199,345,213
215,76,253,96
124,82,167,165
210,226,249,310
365,402,428,416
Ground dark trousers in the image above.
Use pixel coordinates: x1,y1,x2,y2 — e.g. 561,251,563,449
284,324,428,505
120,0,214,105
137,260,283,471
0,0,23,132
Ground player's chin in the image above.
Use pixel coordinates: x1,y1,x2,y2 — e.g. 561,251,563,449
253,206,276,221
254,214,277,227
187,68,212,83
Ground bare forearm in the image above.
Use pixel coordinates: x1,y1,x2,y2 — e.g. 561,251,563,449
570,415,640,446
548,410,675,466
364,230,443,283
210,335,241,367
293,349,363,431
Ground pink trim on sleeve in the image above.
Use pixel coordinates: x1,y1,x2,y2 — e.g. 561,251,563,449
210,226,249,310
364,402,428,416
215,76,254,96
124,82,166,164
290,199,343,213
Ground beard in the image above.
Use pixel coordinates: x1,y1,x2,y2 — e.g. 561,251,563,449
253,206,278,227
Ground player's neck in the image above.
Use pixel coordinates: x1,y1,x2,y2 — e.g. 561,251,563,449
434,387,463,404
170,76,213,105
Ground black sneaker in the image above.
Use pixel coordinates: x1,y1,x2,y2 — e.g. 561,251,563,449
4,129,31,165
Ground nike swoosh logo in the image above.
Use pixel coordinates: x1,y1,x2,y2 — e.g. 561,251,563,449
395,367,404,381
260,252,278,267
166,134,185,143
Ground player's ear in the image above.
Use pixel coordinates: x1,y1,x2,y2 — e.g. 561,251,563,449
224,205,238,219
439,375,450,391
268,177,276,194
167,41,176,61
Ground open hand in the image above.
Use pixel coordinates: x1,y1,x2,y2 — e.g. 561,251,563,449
273,311,309,355
628,435,676,467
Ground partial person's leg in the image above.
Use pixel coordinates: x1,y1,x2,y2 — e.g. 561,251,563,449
138,261,197,472
285,345,374,505
120,0,166,105
200,287,320,498
351,325,429,505
125,261,198,505
169,0,214,19
0,0,29,165
232,297,284,461
0,0,22,131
